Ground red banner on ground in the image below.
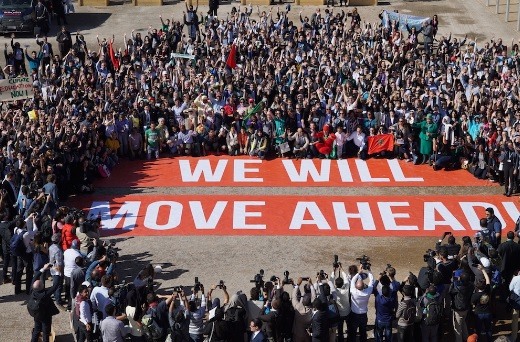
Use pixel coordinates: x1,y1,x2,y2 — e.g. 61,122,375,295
69,195,518,237
368,134,395,155
96,157,491,188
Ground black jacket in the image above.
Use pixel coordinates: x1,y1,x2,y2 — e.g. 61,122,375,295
449,281,474,312
311,309,330,341
30,270,60,321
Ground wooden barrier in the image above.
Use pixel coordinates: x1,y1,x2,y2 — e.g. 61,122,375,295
349,0,377,5
299,0,325,5
79,0,109,6
133,0,163,5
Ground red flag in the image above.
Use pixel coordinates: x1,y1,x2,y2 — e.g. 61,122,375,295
367,134,395,155
108,41,120,71
226,44,237,69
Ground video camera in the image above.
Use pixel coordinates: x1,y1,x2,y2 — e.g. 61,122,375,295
250,269,265,289
283,270,292,285
333,254,340,269
356,255,371,271
317,269,327,280
194,277,202,292
106,240,119,263
423,249,436,263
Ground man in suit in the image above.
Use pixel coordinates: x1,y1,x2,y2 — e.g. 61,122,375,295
311,298,330,342
249,318,266,342
498,231,520,284
259,299,280,341
2,171,17,217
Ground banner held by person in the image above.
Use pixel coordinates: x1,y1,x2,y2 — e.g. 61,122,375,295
0,77,34,101
368,134,395,155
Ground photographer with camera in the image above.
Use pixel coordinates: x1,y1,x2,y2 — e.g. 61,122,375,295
347,261,374,342
292,276,316,342
223,291,248,342
435,246,458,317
449,271,474,342
395,285,416,342
142,291,175,342
329,258,351,342
185,280,206,342
435,232,461,260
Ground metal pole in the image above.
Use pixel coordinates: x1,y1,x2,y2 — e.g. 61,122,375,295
506,0,510,21
496,0,500,14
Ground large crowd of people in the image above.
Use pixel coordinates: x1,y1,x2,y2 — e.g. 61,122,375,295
0,1,519,341
12,205,520,342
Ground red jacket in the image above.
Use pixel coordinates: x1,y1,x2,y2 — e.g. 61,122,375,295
61,223,78,251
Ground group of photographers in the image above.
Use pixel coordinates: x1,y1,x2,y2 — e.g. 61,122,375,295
4,200,520,342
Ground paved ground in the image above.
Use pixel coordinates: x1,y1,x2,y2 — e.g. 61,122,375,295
0,0,519,340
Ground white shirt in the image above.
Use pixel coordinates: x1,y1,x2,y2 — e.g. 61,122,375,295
91,286,111,319
347,131,366,151
510,275,520,295
350,272,374,314
125,306,143,337
80,300,92,325
63,248,82,277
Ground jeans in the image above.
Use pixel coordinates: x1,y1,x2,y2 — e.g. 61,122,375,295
347,312,368,342
52,274,63,303
147,146,159,160
397,325,414,342
375,320,392,342
337,315,349,342
31,316,52,342
475,312,493,341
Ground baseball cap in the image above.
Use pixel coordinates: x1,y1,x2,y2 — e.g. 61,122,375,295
82,281,92,287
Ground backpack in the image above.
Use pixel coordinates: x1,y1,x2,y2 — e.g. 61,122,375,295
10,229,26,257
142,308,165,341
327,300,341,326
225,306,247,336
27,292,42,317
423,300,442,326
401,299,417,324
40,217,53,244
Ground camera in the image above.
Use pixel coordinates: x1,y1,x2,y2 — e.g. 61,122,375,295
333,255,340,269
250,269,264,289
194,277,202,292
423,249,436,263
106,240,119,263
318,270,327,280
217,280,225,289
356,255,371,271
283,271,291,285
174,286,183,293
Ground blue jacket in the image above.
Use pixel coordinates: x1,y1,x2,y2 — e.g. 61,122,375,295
375,293,397,323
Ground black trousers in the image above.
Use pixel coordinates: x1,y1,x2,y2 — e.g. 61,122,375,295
0,226,11,281
65,276,72,310
13,252,32,294
503,162,515,194
31,316,52,342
